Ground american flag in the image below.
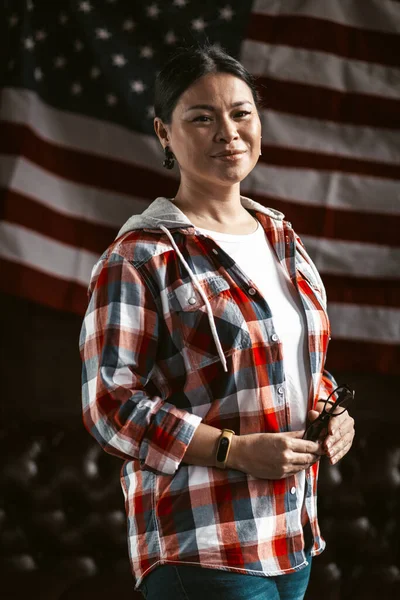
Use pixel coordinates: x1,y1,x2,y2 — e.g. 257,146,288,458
1,0,399,375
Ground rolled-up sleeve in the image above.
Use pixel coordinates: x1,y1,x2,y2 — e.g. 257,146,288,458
79,252,202,475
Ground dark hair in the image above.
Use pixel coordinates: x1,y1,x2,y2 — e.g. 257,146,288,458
154,43,262,124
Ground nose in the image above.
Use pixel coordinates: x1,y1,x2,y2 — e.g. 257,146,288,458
214,117,239,143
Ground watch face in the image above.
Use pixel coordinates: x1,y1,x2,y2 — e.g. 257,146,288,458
217,436,230,462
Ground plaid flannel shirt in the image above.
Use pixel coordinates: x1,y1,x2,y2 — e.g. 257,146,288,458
80,197,337,589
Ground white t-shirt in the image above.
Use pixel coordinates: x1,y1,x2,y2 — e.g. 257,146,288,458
198,220,311,509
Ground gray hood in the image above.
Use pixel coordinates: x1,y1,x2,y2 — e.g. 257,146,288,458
116,196,284,239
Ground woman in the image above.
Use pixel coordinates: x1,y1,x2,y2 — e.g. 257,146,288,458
80,44,355,600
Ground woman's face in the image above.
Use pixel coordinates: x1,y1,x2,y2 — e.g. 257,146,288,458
155,72,262,188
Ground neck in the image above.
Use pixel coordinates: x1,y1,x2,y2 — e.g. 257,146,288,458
173,179,251,229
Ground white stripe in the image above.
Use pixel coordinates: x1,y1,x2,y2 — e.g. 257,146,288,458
1,88,172,172
243,164,400,216
2,87,398,172
302,235,400,279
259,110,400,165
251,0,400,35
0,155,150,227
329,303,400,344
241,40,400,98
0,222,99,285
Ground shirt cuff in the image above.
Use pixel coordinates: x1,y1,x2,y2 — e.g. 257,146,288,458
139,402,202,475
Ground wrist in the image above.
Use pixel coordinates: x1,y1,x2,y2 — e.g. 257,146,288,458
226,434,247,473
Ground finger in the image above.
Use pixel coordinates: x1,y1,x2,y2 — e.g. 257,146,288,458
328,412,354,436
290,437,325,455
327,436,354,463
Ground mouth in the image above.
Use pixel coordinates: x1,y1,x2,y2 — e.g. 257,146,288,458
212,150,247,161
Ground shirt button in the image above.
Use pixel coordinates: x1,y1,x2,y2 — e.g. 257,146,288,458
248,287,256,296
188,297,196,305
278,386,284,395
212,248,218,255
290,486,296,495
271,333,279,342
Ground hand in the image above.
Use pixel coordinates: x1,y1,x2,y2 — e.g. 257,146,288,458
308,406,355,466
229,431,325,480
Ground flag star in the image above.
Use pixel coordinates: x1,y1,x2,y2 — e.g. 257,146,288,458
54,56,67,68
173,0,187,6
147,105,155,118
140,46,154,59
24,37,35,50
90,66,101,78
130,80,146,94
9,14,19,27
220,5,234,21
106,94,118,106
59,13,69,24
79,1,92,13
96,28,111,40
35,30,47,41
147,4,160,18
191,17,207,31
165,30,177,45
122,19,135,31
34,67,43,81
74,40,84,51
112,54,127,67
71,82,82,95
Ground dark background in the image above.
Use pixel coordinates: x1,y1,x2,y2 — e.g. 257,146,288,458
1,291,399,599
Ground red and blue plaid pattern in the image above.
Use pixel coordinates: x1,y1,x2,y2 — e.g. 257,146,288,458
80,199,337,588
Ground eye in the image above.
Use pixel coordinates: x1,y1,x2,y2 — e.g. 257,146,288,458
235,110,252,118
192,115,212,122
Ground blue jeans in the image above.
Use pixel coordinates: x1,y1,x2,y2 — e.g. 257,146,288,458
139,554,312,600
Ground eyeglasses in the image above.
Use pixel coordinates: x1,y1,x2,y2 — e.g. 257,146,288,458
303,384,355,442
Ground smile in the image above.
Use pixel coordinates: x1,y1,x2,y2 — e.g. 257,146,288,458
212,152,246,162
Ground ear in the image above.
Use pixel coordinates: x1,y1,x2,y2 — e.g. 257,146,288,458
154,118,170,149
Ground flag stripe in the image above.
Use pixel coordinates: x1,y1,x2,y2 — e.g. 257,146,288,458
0,257,88,314
246,164,399,215
251,0,400,35
263,147,400,179
1,196,399,310
257,77,400,128
250,193,399,247
2,120,399,248
260,111,400,164
247,13,400,67
1,189,118,255
0,154,149,227
0,221,98,286
324,274,400,309
242,40,400,98
327,339,400,375
328,303,400,344
4,88,400,172
301,235,400,279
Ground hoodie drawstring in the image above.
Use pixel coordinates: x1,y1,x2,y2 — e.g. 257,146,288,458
159,225,228,373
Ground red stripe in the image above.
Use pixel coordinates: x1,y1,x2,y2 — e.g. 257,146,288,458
0,121,176,198
0,258,88,314
250,193,399,246
260,145,400,180
2,122,398,248
257,77,400,128
324,275,400,308
0,189,118,254
246,14,400,67
327,339,400,375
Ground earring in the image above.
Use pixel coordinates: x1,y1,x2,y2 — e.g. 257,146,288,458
163,145,175,170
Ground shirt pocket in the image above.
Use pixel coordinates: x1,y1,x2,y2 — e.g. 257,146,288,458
167,277,251,372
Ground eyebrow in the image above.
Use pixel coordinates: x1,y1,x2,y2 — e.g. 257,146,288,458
184,100,253,112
